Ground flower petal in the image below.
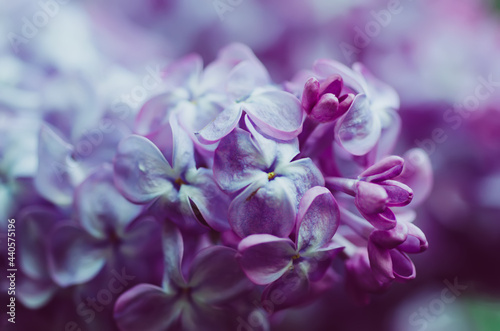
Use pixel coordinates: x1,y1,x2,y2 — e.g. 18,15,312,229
197,103,243,144
244,90,303,140
229,177,296,238
226,60,270,101
391,250,416,281
189,246,252,304
114,284,180,331
162,221,186,291
35,124,84,206
302,77,320,114
261,267,310,312
296,187,340,252
114,135,174,203
49,224,107,287
238,234,296,285
359,155,404,182
336,94,381,156
380,180,413,207
213,128,268,193
367,241,394,283
76,164,141,238
183,168,231,232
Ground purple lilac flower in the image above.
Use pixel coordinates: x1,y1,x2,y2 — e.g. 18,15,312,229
114,221,255,331
238,187,342,310
213,117,323,238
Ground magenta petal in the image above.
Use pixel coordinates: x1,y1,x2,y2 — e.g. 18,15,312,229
189,246,251,304
244,90,303,140
380,180,413,207
229,177,296,238
197,103,243,144
114,135,174,203
336,94,381,156
49,224,106,287
398,222,428,253
213,128,268,193
367,241,394,282
319,74,343,96
361,207,397,230
359,155,404,182
261,267,310,312
370,221,408,249
114,284,180,331
390,250,416,281
238,234,296,285
302,77,320,114
355,181,388,214
296,187,340,252
310,93,340,123
76,165,141,238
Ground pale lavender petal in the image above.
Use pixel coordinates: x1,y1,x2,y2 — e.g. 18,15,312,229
114,284,180,331
277,158,325,203
213,128,268,193
163,53,203,91
182,168,231,231
49,224,107,287
18,207,59,280
162,221,186,291
76,164,141,238
238,234,296,285
296,187,340,252
336,94,382,156
114,135,174,203
313,59,365,93
197,103,242,144
244,90,303,140
189,246,252,304
229,177,296,238
244,115,300,166
226,60,270,101
35,124,84,206
170,115,196,174
134,93,175,136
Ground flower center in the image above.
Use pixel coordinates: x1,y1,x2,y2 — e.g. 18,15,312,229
292,254,300,260
175,178,186,187
268,172,276,180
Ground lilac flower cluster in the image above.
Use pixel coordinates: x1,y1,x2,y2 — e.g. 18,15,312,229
3,43,433,330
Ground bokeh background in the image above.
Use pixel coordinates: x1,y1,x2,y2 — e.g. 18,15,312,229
1,0,500,330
